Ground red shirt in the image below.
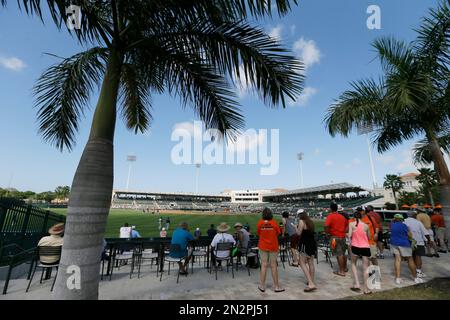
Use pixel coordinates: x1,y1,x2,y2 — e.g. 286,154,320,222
431,214,445,228
325,212,349,238
368,211,383,231
257,219,281,252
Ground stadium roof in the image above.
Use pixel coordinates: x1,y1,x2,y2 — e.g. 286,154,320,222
113,190,230,199
263,183,367,198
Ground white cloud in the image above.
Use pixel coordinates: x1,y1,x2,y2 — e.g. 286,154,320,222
396,150,415,171
314,148,320,155
226,131,265,153
325,160,334,167
292,37,321,71
172,121,262,153
172,121,202,140
234,64,251,98
290,25,296,35
268,25,283,40
377,155,395,165
288,87,317,107
0,56,26,71
352,158,361,165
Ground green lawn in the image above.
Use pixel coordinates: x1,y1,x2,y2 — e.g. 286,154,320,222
342,278,450,300
51,208,324,238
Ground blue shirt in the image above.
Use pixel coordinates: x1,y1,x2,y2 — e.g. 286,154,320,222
131,230,141,238
390,222,410,247
170,228,194,258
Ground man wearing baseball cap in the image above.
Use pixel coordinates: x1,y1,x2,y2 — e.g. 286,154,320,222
390,214,423,285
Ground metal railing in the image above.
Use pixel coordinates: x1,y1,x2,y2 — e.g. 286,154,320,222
0,198,65,255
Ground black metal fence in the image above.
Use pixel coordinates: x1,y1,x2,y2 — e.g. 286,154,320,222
0,198,66,254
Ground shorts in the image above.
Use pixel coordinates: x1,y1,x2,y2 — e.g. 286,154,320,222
259,249,278,264
413,245,425,257
390,245,412,257
289,234,299,249
351,246,371,257
330,237,347,257
369,245,377,258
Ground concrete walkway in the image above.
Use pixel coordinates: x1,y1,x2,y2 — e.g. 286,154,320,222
1,251,450,300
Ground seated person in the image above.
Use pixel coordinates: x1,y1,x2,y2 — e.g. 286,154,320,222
170,222,194,275
119,223,132,238
211,223,236,268
234,222,250,263
131,226,141,238
207,224,217,239
37,223,64,264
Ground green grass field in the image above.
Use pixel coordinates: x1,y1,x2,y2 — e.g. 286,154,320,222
51,208,324,238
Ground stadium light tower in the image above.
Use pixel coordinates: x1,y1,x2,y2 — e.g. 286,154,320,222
297,152,304,188
357,123,378,190
126,155,136,191
195,163,201,194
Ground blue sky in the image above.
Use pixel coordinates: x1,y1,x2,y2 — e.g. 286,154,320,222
0,0,444,194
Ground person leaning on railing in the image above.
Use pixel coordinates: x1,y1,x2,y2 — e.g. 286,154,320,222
37,223,64,264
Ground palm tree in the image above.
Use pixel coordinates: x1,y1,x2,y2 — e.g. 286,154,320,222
416,168,439,207
3,0,304,299
54,186,70,200
383,174,404,209
324,2,450,228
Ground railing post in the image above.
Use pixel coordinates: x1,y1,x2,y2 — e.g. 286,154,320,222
41,210,50,236
20,205,32,248
0,203,8,236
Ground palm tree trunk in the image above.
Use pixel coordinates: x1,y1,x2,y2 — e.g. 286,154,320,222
392,190,399,210
428,190,435,207
53,50,122,300
428,134,450,244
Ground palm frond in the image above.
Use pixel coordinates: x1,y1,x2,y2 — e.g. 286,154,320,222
164,55,244,139
34,47,107,151
372,37,414,73
324,78,385,137
372,117,422,153
119,63,152,134
178,20,304,107
413,134,450,165
134,44,245,138
414,0,450,77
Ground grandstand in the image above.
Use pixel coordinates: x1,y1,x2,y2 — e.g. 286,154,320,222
111,183,382,216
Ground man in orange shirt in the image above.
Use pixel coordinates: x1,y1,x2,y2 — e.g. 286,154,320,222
366,205,385,259
431,208,448,253
257,208,284,293
325,203,349,276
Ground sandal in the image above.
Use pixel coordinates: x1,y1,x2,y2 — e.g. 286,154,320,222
274,288,285,293
363,291,373,295
290,263,299,267
258,286,265,293
304,287,317,292
350,287,361,292
333,271,346,277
